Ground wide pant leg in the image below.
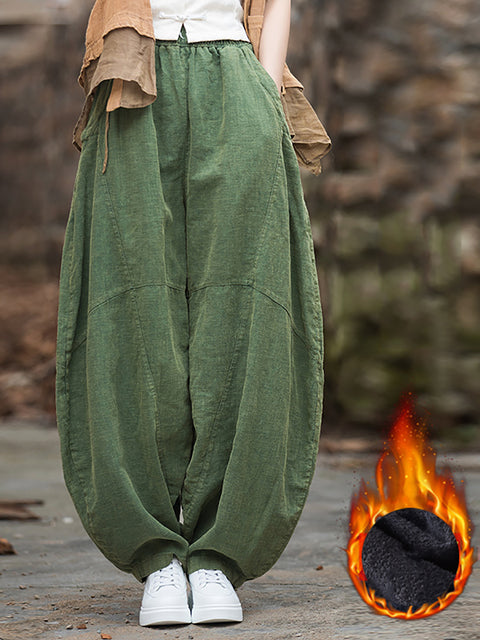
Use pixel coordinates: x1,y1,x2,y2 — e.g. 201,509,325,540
177,41,324,586
55,31,324,589
55,67,192,582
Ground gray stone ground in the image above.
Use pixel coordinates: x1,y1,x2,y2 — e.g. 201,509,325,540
0,423,479,640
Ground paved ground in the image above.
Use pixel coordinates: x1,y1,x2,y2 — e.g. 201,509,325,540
0,423,479,640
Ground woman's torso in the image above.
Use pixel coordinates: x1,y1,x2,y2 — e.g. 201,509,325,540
150,0,250,42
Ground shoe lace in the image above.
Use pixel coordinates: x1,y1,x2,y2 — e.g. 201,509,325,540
197,569,228,588
150,560,183,591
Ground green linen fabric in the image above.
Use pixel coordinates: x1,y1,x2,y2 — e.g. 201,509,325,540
55,28,324,589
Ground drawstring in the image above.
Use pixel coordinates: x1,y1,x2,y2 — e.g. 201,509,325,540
102,78,124,174
102,110,110,174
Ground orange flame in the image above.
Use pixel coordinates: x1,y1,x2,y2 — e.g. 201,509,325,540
346,392,476,618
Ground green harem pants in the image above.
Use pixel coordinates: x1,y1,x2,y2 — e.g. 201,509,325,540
55,27,324,589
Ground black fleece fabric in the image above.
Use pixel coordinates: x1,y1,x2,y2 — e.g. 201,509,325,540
362,508,459,612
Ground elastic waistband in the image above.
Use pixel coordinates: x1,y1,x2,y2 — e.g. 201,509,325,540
155,38,253,48
155,24,253,48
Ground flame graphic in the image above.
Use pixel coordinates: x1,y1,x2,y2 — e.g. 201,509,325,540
346,392,476,618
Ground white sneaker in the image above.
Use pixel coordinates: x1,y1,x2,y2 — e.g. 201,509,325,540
139,557,191,626
189,568,243,623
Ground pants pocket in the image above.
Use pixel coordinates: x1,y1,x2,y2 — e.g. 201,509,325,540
247,50,282,102
244,49,290,137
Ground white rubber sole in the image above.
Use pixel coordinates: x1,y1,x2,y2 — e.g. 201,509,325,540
139,605,191,626
191,604,243,624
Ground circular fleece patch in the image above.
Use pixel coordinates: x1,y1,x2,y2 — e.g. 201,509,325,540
361,507,459,613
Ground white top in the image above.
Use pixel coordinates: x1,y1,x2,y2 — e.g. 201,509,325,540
150,0,251,43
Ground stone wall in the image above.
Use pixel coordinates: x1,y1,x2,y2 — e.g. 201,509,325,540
0,0,89,277
287,0,480,436
0,0,479,435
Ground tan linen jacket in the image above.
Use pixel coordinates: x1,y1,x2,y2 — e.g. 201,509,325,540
73,0,332,175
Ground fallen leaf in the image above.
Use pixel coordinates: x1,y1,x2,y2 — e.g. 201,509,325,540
316,565,323,570
0,538,16,554
0,499,44,520
100,634,112,639
77,623,87,629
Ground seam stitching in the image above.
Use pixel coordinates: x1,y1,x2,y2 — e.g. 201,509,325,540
101,172,169,506
87,281,185,316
